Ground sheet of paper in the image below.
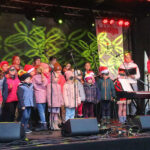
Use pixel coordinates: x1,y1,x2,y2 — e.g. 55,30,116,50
118,79,133,92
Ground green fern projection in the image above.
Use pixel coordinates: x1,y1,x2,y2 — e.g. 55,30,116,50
0,20,99,71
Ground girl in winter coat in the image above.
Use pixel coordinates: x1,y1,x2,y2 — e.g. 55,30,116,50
114,70,127,124
63,71,81,121
74,70,85,117
2,65,20,122
84,74,97,118
17,71,35,134
32,65,48,130
47,73,64,130
53,62,66,123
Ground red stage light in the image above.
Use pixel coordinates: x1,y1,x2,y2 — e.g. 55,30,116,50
109,19,115,25
124,21,130,27
117,20,124,26
102,18,109,24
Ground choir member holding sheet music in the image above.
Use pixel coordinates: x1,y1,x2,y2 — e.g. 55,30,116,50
119,52,140,116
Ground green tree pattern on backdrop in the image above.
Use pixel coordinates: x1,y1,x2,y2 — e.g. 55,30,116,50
0,21,99,71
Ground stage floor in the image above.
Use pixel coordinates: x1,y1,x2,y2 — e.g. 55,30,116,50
1,121,150,150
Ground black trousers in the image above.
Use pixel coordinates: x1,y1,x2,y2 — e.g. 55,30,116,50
84,102,94,118
101,100,111,118
2,101,18,122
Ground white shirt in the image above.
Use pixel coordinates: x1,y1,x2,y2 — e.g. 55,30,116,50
119,61,140,84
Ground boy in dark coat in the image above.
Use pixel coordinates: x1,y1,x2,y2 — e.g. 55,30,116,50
97,67,116,123
17,70,35,134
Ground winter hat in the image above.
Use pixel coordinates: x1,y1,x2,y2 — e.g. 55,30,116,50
86,70,94,76
84,74,93,82
24,64,35,73
65,71,74,80
54,62,62,71
0,61,9,68
18,70,31,81
99,66,109,74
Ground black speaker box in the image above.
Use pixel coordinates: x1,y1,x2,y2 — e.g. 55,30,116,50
129,116,150,132
137,116,150,131
0,122,25,142
62,118,99,136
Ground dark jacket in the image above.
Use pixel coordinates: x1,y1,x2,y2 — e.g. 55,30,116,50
0,77,8,102
97,77,116,101
17,82,35,108
84,83,100,103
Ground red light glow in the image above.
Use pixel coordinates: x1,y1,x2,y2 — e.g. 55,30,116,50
109,19,115,25
124,21,130,27
117,20,124,26
102,18,109,24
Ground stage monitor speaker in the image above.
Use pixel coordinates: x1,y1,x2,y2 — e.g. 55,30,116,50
133,116,150,131
0,122,25,142
62,118,99,136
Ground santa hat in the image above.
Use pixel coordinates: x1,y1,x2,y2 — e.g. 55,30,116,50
24,64,35,73
65,71,74,80
18,70,31,81
99,66,109,74
0,61,9,68
54,62,62,71
84,74,93,82
86,70,94,76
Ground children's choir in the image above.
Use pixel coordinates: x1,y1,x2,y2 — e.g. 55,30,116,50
0,55,129,134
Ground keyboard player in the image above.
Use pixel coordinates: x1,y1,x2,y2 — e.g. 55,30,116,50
119,52,140,116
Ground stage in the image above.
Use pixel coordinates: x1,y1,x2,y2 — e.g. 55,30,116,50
1,120,150,150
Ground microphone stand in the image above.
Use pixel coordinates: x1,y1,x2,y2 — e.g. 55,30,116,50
91,52,99,76
49,68,56,131
91,51,99,119
70,52,78,118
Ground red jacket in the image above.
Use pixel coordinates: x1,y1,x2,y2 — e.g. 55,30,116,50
6,76,20,103
114,79,126,101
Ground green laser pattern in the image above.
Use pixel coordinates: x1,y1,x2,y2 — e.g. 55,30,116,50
0,21,99,70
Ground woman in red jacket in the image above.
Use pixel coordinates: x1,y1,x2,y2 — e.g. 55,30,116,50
2,66,20,121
